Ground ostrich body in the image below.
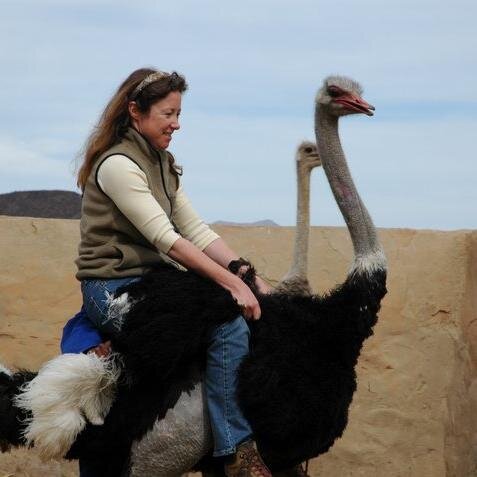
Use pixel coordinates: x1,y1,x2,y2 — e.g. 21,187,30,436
0,76,387,476
275,141,321,296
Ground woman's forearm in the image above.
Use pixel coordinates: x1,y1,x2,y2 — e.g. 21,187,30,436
168,238,249,291
202,238,240,269
203,238,274,294
168,238,239,291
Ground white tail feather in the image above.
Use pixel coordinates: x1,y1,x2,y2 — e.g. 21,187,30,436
14,353,120,459
0,363,13,377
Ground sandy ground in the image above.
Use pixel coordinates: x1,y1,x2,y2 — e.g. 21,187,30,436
0,448,77,477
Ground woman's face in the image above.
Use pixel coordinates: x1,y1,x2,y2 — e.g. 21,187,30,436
129,91,182,150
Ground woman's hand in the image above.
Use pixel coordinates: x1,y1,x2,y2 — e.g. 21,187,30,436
254,275,274,295
229,277,261,321
88,340,112,358
168,238,261,319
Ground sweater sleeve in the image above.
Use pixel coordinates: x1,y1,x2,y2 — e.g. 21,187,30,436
172,186,220,250
97,154,181,254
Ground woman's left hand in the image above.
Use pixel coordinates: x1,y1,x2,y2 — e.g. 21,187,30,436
255,275,274,294
88,340,112,358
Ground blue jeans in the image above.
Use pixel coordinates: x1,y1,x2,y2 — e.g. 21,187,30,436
78,277,253,475
81,277,141,336
206,315,253,456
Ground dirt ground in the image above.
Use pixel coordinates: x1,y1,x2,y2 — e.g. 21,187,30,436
0,448,77,477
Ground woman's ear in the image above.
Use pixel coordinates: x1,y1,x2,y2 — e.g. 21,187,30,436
128,101,140,121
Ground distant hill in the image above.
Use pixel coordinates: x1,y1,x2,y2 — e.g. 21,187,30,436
0,190,82,219
213,219,279,227
0,191,279,225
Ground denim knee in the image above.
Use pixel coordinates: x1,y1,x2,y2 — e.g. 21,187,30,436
81,276,141,335
213,316,250,343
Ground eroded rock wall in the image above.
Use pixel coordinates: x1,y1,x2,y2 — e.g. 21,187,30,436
0,216,476,476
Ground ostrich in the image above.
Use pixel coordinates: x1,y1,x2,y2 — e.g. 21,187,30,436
0,75,386,477
275,141,321,296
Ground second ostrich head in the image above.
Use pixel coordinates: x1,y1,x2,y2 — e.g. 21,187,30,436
296,141,321,171
316,76,375,117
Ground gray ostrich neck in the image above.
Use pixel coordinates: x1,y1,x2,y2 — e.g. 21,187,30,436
315,108,383,270
288,161,311,278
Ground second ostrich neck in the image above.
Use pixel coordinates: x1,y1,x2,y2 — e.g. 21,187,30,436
288,162,311,278
315,109,381,262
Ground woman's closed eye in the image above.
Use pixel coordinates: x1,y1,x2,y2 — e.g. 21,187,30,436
163,111,179,119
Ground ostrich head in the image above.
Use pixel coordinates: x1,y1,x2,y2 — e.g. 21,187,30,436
295,141,321,171
316,76,375,117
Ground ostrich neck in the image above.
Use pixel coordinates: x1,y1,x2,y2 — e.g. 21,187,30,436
288,162,311,278
315,108,381,262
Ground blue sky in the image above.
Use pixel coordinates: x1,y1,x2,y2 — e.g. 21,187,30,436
1,0,476,229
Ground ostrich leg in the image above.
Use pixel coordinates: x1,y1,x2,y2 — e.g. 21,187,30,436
130,381,212,477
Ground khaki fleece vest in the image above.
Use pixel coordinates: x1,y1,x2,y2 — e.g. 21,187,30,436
76,127,179,280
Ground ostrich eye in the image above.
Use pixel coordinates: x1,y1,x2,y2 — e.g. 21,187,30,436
304,147,313,153
328,87,340,98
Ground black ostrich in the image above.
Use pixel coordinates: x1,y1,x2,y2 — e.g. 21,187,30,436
0,76,387,476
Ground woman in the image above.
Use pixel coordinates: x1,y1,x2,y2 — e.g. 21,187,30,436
62,67,273,477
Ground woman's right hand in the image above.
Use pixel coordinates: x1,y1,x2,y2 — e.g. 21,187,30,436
167,238,261,320
229,277,261,321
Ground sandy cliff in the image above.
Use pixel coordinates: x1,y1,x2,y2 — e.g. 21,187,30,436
1,216,476,476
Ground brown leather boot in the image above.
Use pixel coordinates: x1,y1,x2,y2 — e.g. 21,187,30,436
224,440,272,477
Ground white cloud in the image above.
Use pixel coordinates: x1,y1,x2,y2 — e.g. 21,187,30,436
0,137,77,192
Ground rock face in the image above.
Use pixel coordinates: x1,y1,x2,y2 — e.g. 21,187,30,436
212,219,279,227
1,216,476,477
0,190,82,219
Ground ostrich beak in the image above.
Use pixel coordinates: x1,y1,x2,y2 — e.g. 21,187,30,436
336,93,375,116
310,153,321,166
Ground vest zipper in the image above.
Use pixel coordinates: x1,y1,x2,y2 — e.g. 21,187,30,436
157,150,179,233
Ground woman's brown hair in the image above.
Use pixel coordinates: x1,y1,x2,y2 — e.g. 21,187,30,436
77,68,188,190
